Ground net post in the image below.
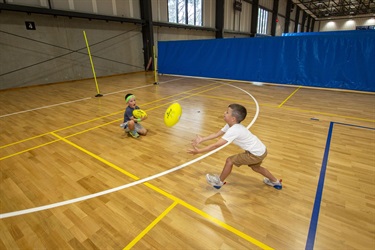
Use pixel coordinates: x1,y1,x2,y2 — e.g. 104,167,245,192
153,45,159,85
83,30,103,97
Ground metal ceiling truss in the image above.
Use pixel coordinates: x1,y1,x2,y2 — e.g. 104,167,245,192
295,0,375,19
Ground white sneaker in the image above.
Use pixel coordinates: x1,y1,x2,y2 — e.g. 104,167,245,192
263,178,282,190
206,174,224,189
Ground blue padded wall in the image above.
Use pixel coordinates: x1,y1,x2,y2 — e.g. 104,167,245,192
158,30,375,92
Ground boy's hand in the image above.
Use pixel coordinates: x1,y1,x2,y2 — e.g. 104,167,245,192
187,145,199,155
191,135,203,146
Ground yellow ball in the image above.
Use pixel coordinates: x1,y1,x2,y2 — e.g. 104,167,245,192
133,109,147,119
164,103,182,127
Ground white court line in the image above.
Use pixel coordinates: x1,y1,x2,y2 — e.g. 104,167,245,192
0,97,92,118
0,81,259,219
0,79,181,119
102,78,182,97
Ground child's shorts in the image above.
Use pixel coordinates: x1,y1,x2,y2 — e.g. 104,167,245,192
229,150,267,168
120,122,144,132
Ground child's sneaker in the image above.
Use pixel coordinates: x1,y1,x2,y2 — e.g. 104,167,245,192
263,178,282,190
206,174,224,189
129,130,139,138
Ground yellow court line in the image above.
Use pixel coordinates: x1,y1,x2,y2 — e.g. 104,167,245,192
139,82,219,107
0,140,60,161
50,132,140,180
63,119,122,139
0,112,121,150
144,183,274,250
3,84,372,161
0,82,218,150
2,84,373,161
142,85,223,113
278,87,301,108
123,201,178,250
3,80,370,247
197,94,375,123
3,113,117,149
48,132,273,249
0,121,123,160
0,132,51,149
0,85,223,160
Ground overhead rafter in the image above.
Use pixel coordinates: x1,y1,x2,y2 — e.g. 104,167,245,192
293,0,375,20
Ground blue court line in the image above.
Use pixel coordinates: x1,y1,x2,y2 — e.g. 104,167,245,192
305,121,375,250
334,122,375,131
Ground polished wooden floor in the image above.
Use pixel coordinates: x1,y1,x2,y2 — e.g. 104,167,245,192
0,72,374,249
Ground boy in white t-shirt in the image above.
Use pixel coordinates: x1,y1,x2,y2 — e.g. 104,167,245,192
188,104,282,190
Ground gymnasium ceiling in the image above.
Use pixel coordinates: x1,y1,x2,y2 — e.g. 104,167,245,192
293,0,375,19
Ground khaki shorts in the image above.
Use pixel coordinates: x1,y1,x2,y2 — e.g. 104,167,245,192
229,150,267,168
123,122,144,133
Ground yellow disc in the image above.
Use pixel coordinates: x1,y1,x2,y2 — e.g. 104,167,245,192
164,103,182,127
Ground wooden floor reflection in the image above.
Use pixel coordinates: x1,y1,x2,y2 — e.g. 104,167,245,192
1,72,374,249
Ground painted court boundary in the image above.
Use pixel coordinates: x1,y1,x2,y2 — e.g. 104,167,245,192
305,122,375,250
0,78,182,119
2,77,373,248
0,82,228,217
0,81,217,153
0,83,223,161
0,83,275,249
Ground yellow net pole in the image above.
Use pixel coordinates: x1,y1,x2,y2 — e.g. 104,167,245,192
83,30,102,97
153,45,159,85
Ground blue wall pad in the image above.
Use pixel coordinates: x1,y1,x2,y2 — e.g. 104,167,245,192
158,30,375,92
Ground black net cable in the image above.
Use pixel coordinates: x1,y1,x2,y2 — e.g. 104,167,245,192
0,27,144,77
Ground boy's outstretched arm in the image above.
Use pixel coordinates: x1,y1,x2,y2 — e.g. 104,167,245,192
187,138,228,155
192,130,225,146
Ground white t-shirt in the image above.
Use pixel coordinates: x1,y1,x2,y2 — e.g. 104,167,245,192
221,123,266,156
